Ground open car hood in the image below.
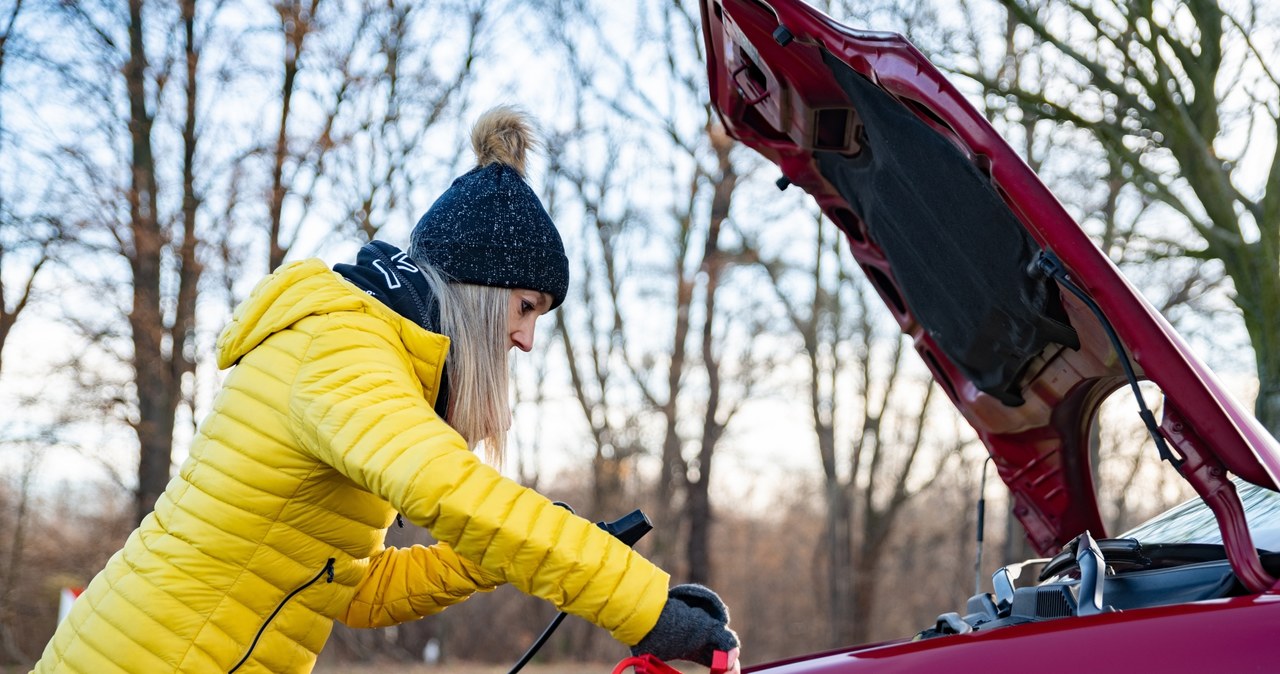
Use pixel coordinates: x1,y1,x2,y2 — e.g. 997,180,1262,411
699,0,1280,590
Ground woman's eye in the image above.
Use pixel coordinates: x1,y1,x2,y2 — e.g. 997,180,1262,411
521,300,534,315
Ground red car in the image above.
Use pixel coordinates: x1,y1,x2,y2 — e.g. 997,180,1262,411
698,0,1280,671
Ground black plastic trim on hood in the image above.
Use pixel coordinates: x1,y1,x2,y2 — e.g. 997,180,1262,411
813,49,1078,405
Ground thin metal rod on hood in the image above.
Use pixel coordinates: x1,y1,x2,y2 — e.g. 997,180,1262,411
975,456,991,595
1031,251,1182,469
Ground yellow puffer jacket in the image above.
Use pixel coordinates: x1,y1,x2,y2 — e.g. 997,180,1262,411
33,259,669,673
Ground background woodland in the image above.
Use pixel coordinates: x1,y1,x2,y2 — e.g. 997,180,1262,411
0,0,1276,667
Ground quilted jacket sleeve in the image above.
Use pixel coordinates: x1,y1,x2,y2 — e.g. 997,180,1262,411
289,314,669,645
341,542,501,627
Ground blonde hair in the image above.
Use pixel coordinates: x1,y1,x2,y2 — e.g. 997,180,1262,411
417,261,511,466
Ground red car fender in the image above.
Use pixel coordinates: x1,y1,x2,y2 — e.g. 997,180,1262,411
744,595,1280,673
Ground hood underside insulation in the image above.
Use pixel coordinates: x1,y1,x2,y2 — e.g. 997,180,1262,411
814,49,1079,405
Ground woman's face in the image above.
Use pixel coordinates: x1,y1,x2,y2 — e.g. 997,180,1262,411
507,288,553,352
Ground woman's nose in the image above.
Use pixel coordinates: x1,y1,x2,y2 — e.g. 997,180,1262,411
511,328,534,352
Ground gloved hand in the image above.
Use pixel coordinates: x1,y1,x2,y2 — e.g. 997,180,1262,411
631,584,740,667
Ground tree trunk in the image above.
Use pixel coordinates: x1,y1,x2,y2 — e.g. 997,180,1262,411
175,0,201,436
0,455,35,662
848,515,886,646
1234,250,1280,438
124,0,201,523
684,453,712,585
825,476,854,645
126,0,176,523
683,125,737,583
268,0,318,271
654,270,692,573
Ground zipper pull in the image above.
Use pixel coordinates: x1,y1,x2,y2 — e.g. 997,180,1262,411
325,558,336,583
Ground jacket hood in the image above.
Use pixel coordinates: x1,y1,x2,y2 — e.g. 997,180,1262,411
217,258,424,370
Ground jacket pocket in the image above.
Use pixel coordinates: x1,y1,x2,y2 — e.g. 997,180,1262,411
229,557,336,673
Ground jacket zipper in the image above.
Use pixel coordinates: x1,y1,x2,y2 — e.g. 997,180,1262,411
229,557,336,673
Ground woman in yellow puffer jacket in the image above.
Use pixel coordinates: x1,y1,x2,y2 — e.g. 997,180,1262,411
32,107,740,673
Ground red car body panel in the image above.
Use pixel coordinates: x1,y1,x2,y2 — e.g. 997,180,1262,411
744,595,1280,673
698,0,1280,582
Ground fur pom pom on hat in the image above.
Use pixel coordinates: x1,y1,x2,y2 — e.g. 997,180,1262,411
409,106,569,309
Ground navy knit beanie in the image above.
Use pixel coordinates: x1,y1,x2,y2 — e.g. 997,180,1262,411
409,106,569,309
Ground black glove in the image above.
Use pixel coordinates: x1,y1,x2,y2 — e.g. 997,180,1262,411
631,584,739,666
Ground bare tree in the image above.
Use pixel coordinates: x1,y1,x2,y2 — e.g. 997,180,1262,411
25,0,487,527
2,0,123,607
129,0,204,522
0,221,60,376
975,0,1280,436
0,446,37,663
548,116,650,521
755,208,960,645
249,0,488,273
28,0,213,522
0,0,62,376
542,0,771,584
0,446,133,666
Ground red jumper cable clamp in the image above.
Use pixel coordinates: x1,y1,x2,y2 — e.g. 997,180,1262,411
612,650,732,674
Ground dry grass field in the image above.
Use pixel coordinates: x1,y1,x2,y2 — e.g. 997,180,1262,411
312,661,700,673
2,663,696,674
314,663,616,674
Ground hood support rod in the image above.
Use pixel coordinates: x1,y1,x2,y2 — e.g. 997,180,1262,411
1033,251,1276,593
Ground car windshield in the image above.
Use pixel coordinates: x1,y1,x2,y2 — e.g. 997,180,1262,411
1120,479,1280,553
